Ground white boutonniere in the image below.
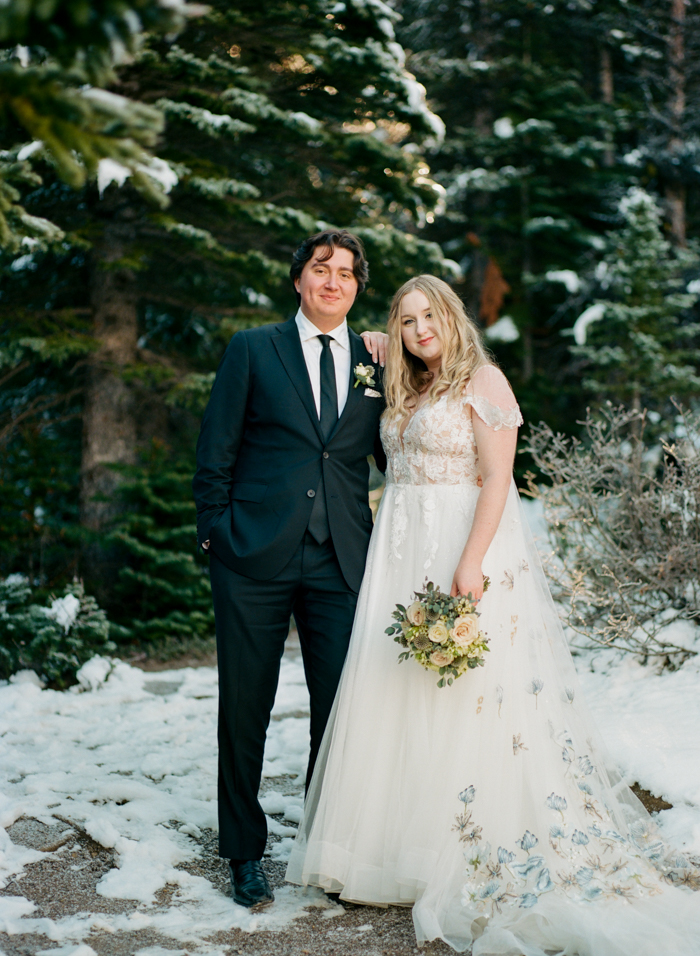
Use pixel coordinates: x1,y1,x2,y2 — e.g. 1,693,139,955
353,363,376,389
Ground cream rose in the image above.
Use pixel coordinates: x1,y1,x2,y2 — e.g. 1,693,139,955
428,621,449,644
430,649,454,667
406,601,425,626
450,613,480,648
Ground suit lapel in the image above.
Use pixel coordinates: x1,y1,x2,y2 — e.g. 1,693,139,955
328,329,370,442
272,319,324,442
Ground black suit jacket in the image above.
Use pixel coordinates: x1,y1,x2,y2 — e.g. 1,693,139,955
193,318,386,592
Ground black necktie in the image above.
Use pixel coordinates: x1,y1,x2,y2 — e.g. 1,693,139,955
307,335,337,544
318,334,338,440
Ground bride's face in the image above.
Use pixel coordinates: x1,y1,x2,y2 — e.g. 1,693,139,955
399,289,442,369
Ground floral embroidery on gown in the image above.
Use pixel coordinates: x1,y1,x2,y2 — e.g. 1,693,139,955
286,366,700,955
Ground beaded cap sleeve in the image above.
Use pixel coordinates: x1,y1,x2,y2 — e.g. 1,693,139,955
463,365,523,431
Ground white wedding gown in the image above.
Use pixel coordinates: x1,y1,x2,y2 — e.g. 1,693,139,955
286,366,700,955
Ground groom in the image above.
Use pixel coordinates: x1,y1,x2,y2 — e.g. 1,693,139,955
193,230,386,908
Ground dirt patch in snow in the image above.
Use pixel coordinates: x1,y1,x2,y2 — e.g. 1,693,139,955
1,809,450,956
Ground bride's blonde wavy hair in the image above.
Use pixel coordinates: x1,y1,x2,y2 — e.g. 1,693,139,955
384,274,492,417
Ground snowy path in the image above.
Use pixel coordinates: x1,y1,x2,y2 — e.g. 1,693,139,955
0,652,340,954
1,642,700,955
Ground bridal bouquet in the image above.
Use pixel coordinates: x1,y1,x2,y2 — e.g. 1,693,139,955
386,579,490,688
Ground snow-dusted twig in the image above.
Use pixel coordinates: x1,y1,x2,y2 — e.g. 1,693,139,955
526,403,700,666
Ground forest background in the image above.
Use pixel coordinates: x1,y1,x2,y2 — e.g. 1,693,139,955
2,0,700,680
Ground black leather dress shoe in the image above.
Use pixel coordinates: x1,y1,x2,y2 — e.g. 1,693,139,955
229,860,274,909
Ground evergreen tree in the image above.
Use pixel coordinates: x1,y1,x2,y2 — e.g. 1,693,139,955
611,0,700,246
0,314,92,590
0,0,202,250
1,0,449,626
108,443,214,654
98,0,447,329
0,573,115,686
394,0,631,431
571,187,700,415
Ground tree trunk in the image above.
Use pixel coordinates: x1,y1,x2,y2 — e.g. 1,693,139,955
522,17,532,66
80,225,138,534
666,183,686,247
521,179,534,383
599,44,615,168
666,0,687,246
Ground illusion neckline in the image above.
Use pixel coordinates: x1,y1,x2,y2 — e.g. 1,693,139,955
397,392,455,448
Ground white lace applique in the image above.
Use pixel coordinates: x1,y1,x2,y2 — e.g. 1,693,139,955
424,541,439,571
380,367,522,490
381,397,480,487
421,489,439,570
390,487,408,560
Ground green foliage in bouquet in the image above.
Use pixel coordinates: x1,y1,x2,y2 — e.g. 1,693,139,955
0,574,115,687
386,579,490,688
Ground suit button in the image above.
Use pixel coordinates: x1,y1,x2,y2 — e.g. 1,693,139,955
307,489,316,498
323,452,329,459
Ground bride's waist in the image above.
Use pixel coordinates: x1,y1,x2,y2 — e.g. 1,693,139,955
384,478,481,490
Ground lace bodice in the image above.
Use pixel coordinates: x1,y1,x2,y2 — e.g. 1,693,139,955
380,366,523,486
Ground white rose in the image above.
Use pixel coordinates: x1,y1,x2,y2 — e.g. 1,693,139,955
428,621,449,644
450,614,480,648
406,601,425,626
430,649,454,667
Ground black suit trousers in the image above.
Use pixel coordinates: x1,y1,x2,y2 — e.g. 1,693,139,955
210,533,358,861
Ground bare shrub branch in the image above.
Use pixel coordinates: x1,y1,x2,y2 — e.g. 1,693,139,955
525,404,700,665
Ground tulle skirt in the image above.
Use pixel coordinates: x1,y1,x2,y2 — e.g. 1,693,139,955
286,480,700,954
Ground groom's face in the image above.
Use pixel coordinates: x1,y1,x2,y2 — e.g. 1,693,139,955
294,246,358,330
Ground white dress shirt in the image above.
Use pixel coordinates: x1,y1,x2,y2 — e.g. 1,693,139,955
295,309,350,418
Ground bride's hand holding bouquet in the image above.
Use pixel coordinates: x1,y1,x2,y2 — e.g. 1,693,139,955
451,559,487,602
386,579,490,688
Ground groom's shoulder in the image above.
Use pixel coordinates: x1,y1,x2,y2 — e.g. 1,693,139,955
231,319,294,342
228,318,291,346
222,319,293,360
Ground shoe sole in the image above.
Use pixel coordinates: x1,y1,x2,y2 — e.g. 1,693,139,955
234,894,274,910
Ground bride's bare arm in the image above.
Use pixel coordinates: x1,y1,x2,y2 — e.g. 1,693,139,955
450,414,517,600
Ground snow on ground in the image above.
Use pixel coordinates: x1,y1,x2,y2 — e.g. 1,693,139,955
578,645,700,857
1,504,699,948
0,655,342,950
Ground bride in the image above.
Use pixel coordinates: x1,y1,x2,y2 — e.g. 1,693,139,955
286,275,700,955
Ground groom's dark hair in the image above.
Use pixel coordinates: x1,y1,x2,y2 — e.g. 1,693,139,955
291,229,369,304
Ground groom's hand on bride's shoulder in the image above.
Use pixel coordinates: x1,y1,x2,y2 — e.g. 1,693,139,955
360,330,388,367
